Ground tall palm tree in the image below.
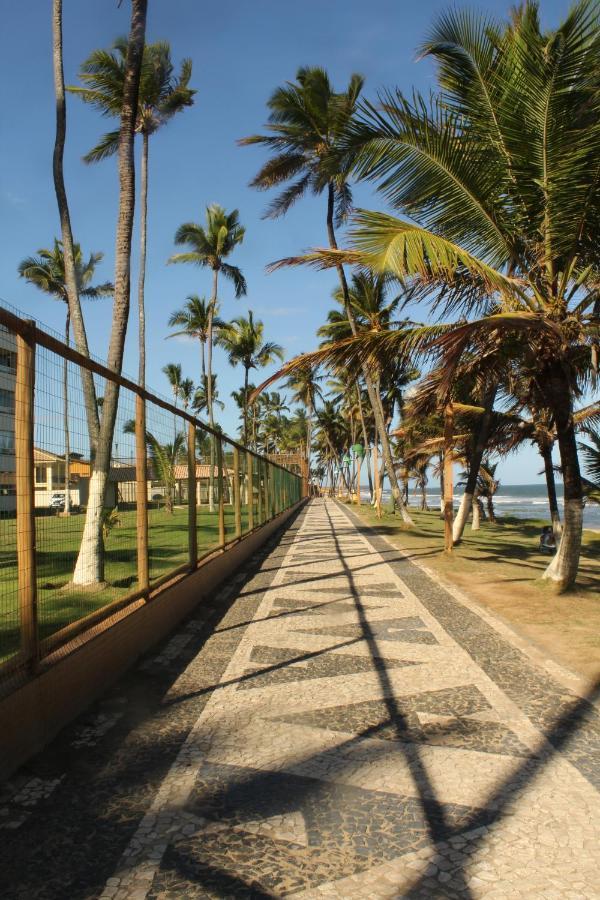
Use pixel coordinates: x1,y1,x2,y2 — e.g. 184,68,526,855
72,0,148,586
195,376,224,417
69,38,195,388
285,365,323,475
167,295,225,383
241,66,413,522
217,311,284,445
163,362,182,443
281,3,600,590
179,377,195,413
168,205,246,430
51,0,100,460
18,241,113,515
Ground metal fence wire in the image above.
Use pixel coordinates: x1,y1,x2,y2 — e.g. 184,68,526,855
0,309,305,693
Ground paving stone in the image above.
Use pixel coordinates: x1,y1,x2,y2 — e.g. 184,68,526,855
1,499,598,900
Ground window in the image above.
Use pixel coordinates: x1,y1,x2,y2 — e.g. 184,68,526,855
35,466,47,485
0,350,16,371
0,430,14,455
0,388,14,411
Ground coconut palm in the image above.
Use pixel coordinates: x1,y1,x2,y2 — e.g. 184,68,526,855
51,0,100,461
241,67,413,523
179,378,195,413
578,430,600,502
281,3,600,589
285,365,323,477
69,38,195,388
18,240,113,515
168,205,246,429
167,295,225,383
72,0,147,586
217,312,284,446
194,376,224,417
163,362,183,442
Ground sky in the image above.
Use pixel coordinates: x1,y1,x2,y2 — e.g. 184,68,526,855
0,0,575,483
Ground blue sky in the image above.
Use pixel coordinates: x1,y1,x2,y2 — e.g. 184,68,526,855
0,0,574,482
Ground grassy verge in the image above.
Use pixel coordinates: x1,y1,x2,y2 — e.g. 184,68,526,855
0,502,258,663
348,502,600,681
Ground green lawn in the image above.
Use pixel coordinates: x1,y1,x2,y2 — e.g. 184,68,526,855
349,502,600,680
0,501,260,664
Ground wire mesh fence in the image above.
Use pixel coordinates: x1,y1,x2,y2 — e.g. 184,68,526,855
0,308,305,693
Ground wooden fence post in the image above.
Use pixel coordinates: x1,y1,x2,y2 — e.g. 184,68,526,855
264,461,271,521
443,402,454,553
233,445,242,539
16,323,38,670
135,394,149,594
246,451,254,531
188,421,197,568
257,459,264,524
217,435,225,546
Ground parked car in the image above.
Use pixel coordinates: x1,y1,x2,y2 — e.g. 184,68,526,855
50,492,65,510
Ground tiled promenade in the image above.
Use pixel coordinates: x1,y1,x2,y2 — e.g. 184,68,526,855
1,499,599,899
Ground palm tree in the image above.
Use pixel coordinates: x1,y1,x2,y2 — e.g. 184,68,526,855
179,378,195,413
51,0,100,461
167,295,225,383
478,460,500,524
217,311,283,445
72,0,147,586
69,38,195,388
194,376,224,417
163,362,182,443
241,66,413,522
18,240,113,515
283,4,600,590
285,365,323,477
168,205,246,429
579,430,600,502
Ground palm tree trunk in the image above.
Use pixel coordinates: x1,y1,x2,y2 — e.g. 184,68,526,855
137,130,149,388
200,337,206,382
453,383,497,543
542,367,583,591
207,269,218,512
325,182,413,524
471,495,480,530
486,495,496,523
72,0,147,585
540,443,562,538
51,0,100,459
63,309,71,516
355,385,373,500
243,365,250,446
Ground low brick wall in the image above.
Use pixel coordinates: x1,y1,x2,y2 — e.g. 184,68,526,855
0,501,304,780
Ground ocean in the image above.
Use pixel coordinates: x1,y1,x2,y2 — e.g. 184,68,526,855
379,483,600,531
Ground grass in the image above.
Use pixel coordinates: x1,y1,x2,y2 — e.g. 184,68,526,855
349,502,600,682
0,502,259,664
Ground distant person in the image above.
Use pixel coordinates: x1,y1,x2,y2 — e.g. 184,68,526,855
539,526,557,555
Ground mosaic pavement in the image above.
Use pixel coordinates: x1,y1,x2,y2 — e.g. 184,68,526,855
1,499,599,899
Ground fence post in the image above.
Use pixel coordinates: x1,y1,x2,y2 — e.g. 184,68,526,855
16,322,38,670
265,462,271,521
233,445,242,539
188,421,197,568
217,435,225,546
246,451,254,531
135,394,149,594
257,458,264,524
